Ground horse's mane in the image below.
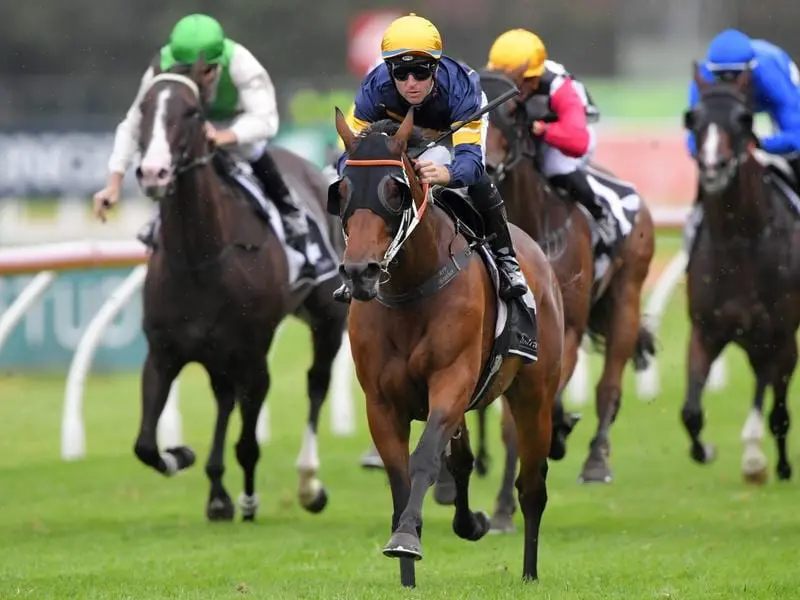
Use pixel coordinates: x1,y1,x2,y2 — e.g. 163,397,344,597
360,119,431,153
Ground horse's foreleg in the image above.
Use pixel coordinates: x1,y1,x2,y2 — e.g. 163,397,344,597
447,418,490,542
489,397,519,534
681,324,724,465
296,309,344,514
384,369,474,563
235,358,269,521
769,338,797,481
134,351,194,476
204,372,237,521
365,395,413,587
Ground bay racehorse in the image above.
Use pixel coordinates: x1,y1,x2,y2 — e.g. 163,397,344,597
329,107,563,586
470,69,656,530
131,58,348,520
682,64,800,483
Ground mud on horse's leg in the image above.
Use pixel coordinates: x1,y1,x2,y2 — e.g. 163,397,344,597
134,352,195,476
235,358,270,521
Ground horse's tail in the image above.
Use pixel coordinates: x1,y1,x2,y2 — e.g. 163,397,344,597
631,323,657,372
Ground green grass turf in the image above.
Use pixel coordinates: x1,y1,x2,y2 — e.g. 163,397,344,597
1,232,799,599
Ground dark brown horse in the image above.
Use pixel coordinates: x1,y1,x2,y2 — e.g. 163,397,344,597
131,59,348,520
682,65,800,483
330,107,563,587
472,72,656,529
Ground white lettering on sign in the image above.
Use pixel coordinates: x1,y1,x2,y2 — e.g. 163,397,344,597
0,274,142,352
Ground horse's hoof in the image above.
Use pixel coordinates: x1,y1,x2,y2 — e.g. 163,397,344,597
383,532,423,561
360,451,385,470
301,487,328,514
238,492,260,521
743,468,768,486
163,446,196,475
206,496,235,521
690,443,717,464
578,459,613,484
777,462,792,481
489,511,517,535
549,435,568,461
453,510,490,541
474,455,490,477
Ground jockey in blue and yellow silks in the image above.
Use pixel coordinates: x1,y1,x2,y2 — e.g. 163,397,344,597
332,13,527,303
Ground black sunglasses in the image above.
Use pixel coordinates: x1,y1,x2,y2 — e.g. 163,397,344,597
391,62,436,82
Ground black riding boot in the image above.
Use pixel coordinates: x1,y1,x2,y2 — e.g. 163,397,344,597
250,151,315,281
790,155,800,190
551,170,616,248
469,176,527,300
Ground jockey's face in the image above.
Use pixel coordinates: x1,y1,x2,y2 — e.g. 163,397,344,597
390,58,436,105
520,76,541,98
202,65,221,101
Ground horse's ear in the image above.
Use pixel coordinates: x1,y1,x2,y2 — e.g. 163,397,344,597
693,61,709,92
393,107,415,147
334,107,357,152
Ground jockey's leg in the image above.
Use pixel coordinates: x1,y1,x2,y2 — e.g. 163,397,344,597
551,169,617,247
248,145,315,281
468,174,527,300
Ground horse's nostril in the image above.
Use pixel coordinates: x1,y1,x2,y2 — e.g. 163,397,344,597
364,262,381,278
158,168,169,179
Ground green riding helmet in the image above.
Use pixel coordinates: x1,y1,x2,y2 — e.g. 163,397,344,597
168,14,226,64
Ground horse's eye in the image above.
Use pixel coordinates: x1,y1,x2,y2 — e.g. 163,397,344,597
379,177,406,214
184,107,201,119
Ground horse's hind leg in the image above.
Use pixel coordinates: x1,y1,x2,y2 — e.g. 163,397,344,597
680,324,724,465
579,273,643,483
234,357,269,521
296,287,347,513
473,405,490,476
489,397,519,534
769,338,797,481
203,371,237,520
504,369,553,581
446,418,490,541
550,327,584,461
134,351,195,476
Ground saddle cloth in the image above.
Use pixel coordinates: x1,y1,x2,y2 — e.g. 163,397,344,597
227,158,339,288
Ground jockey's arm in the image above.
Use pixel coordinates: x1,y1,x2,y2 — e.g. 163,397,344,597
538,77,590,159
226,44,279,146
685,79,702,156
445,75,486,189
106,66,156,181
759,67,800,155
